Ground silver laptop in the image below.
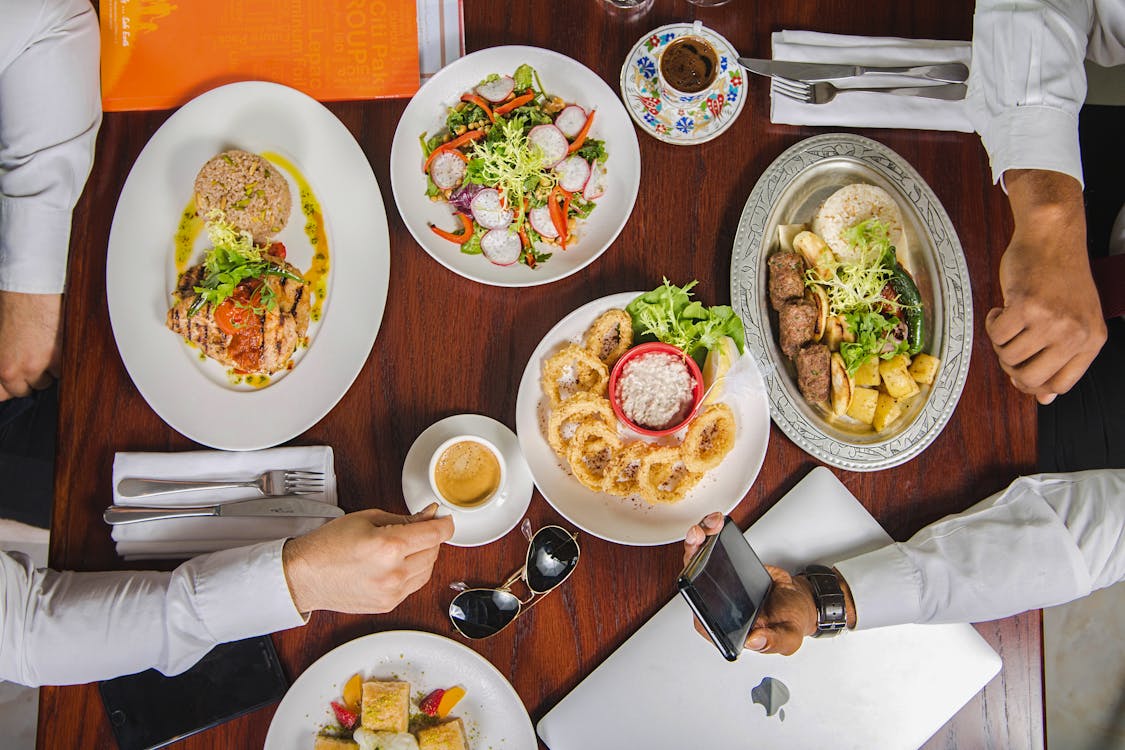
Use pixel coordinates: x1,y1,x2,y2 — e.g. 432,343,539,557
538,467,1002,750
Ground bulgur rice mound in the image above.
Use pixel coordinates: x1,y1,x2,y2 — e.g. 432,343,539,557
193,149,291,244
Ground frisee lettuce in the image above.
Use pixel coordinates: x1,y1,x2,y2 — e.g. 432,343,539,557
465,116,554,228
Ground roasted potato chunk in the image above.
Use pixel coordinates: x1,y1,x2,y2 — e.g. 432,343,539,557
909,353,941,385
854,356,881,387
879,356,920,399
847,387,879,425
872,392,903,432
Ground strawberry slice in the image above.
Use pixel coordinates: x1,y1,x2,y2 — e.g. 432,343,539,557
331,700,359,730
418,688,445,717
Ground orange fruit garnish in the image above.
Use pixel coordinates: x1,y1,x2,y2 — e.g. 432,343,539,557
436,685,466,718
342,673,362,712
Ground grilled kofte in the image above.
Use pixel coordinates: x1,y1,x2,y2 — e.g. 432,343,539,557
167,150,309,376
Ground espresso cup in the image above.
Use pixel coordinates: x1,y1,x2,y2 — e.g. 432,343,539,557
657,22,721,107
428,435,507,513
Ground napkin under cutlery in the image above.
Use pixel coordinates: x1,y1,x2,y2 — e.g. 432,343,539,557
111,446,338,561
769,30,974,132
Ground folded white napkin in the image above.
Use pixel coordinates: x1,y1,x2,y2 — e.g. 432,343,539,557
770,30,973,132
111,446,337,561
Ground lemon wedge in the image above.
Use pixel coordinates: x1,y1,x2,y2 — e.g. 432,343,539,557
702,336,738,405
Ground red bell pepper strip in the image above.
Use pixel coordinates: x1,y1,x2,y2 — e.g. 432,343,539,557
560,189,573,249
548,186,568,247
460,93,495,123
518,228,534,268
566,110,596,153
429,213,474,245
494,91,535,116
423,129,485,173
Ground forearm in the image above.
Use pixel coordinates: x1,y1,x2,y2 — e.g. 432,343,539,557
0,540,305,687
834,470,1125,630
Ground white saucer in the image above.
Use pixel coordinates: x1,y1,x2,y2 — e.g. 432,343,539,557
402,414,533,547
619,23,748,145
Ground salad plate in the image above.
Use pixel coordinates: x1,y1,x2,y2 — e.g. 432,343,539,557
390,46,641,287
514,292,770,546
263,630,535,749
107,81,389,451
620,23,748,145
731,133,972,471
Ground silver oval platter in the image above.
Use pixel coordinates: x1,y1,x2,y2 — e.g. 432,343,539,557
730,133,972,471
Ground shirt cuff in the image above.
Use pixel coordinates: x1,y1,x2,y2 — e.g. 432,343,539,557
184,539,308,644
833,543,923,631
978,105,1084,190
0,197,71,294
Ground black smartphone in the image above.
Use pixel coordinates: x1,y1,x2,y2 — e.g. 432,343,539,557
678,516,774,661
98,636,288,750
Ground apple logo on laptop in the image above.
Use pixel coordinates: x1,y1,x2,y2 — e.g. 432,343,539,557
751,676,790,721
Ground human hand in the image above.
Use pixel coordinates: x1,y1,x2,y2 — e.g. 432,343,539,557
683,513,817,656
282,503,454,614
986,170,1106,405
0,291,63,400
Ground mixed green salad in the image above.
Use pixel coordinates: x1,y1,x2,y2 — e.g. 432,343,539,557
626,279,746,367
420,64,609,269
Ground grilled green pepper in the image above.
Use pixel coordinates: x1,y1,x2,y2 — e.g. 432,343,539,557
887,263,924,355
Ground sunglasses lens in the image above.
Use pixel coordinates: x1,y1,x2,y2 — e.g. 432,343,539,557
526,526,580,593
449,589,521,639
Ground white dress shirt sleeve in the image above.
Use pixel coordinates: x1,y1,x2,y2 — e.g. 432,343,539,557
0,539,307,687
0,0,101,294
834,470,1125,630
966,0,1125,189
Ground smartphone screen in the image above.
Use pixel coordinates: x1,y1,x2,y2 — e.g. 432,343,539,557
98,635,288,750
679,517,773,660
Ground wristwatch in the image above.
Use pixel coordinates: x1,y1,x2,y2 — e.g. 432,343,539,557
801,564,847,637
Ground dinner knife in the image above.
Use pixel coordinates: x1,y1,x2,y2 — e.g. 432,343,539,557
103,496,344,525
738,59,969,84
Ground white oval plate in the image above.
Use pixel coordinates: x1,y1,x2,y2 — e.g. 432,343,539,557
515,293,770,546
390,46,641,287
264,631,535,749
730,133,972,471
107,81,390,450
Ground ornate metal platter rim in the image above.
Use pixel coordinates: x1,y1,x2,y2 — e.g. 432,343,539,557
729,133,972,471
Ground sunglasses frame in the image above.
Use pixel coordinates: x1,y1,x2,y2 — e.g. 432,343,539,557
448,524,580,640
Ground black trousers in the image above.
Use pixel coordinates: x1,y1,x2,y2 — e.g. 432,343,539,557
0,383,57,528
1038,104,1125,473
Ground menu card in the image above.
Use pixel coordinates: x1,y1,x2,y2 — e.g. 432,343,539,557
100,0,424,111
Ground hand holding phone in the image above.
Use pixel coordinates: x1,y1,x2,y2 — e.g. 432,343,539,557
678,516,773,661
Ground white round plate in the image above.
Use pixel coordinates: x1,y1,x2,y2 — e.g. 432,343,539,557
402,414,534,547
107,81,389,451
390,45,641,287
514,293,770,546
619,23,748,145
264,630,535,749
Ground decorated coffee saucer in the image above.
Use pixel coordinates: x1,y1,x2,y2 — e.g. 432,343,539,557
619,23,747,145
402,414,533,547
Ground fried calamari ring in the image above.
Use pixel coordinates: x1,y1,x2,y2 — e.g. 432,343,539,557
584,308,634,367
637,445,703,504
547,392,615,456
566,419,622,491
602,440,650,497
541,344,610,406
681,403,736,473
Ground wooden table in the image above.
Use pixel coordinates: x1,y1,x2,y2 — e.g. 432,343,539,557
40,1,1041,747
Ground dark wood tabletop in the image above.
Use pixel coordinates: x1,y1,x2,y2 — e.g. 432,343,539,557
39,1,1041,748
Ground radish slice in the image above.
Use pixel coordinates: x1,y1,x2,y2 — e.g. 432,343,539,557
554,105,588,139
480,228,523,265
527,125,569,168
583,160,607,200
470,188,513,230
554,156,591,193
475,76,515,103
528,206,558,239
428,151,466,190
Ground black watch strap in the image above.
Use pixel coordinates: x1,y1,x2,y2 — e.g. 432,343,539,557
802,564,847,637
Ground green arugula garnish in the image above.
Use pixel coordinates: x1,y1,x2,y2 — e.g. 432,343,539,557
626,279,746,366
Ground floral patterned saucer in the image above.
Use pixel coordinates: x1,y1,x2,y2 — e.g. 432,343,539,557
619,23,746,145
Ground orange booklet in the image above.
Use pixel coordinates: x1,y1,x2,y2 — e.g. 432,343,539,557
100,0,420,111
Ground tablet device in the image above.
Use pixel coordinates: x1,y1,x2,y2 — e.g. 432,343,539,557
98,635,288,750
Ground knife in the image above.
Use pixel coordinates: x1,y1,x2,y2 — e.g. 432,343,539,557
738,58,969,84
103,496,345,525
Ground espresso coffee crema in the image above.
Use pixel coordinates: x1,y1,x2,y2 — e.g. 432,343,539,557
660,37,719,93
433,441,501,507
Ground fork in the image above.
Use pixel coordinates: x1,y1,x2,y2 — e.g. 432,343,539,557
774,78,967,105
116,470,326,499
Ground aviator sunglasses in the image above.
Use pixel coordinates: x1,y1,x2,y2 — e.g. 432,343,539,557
448,520,580,639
